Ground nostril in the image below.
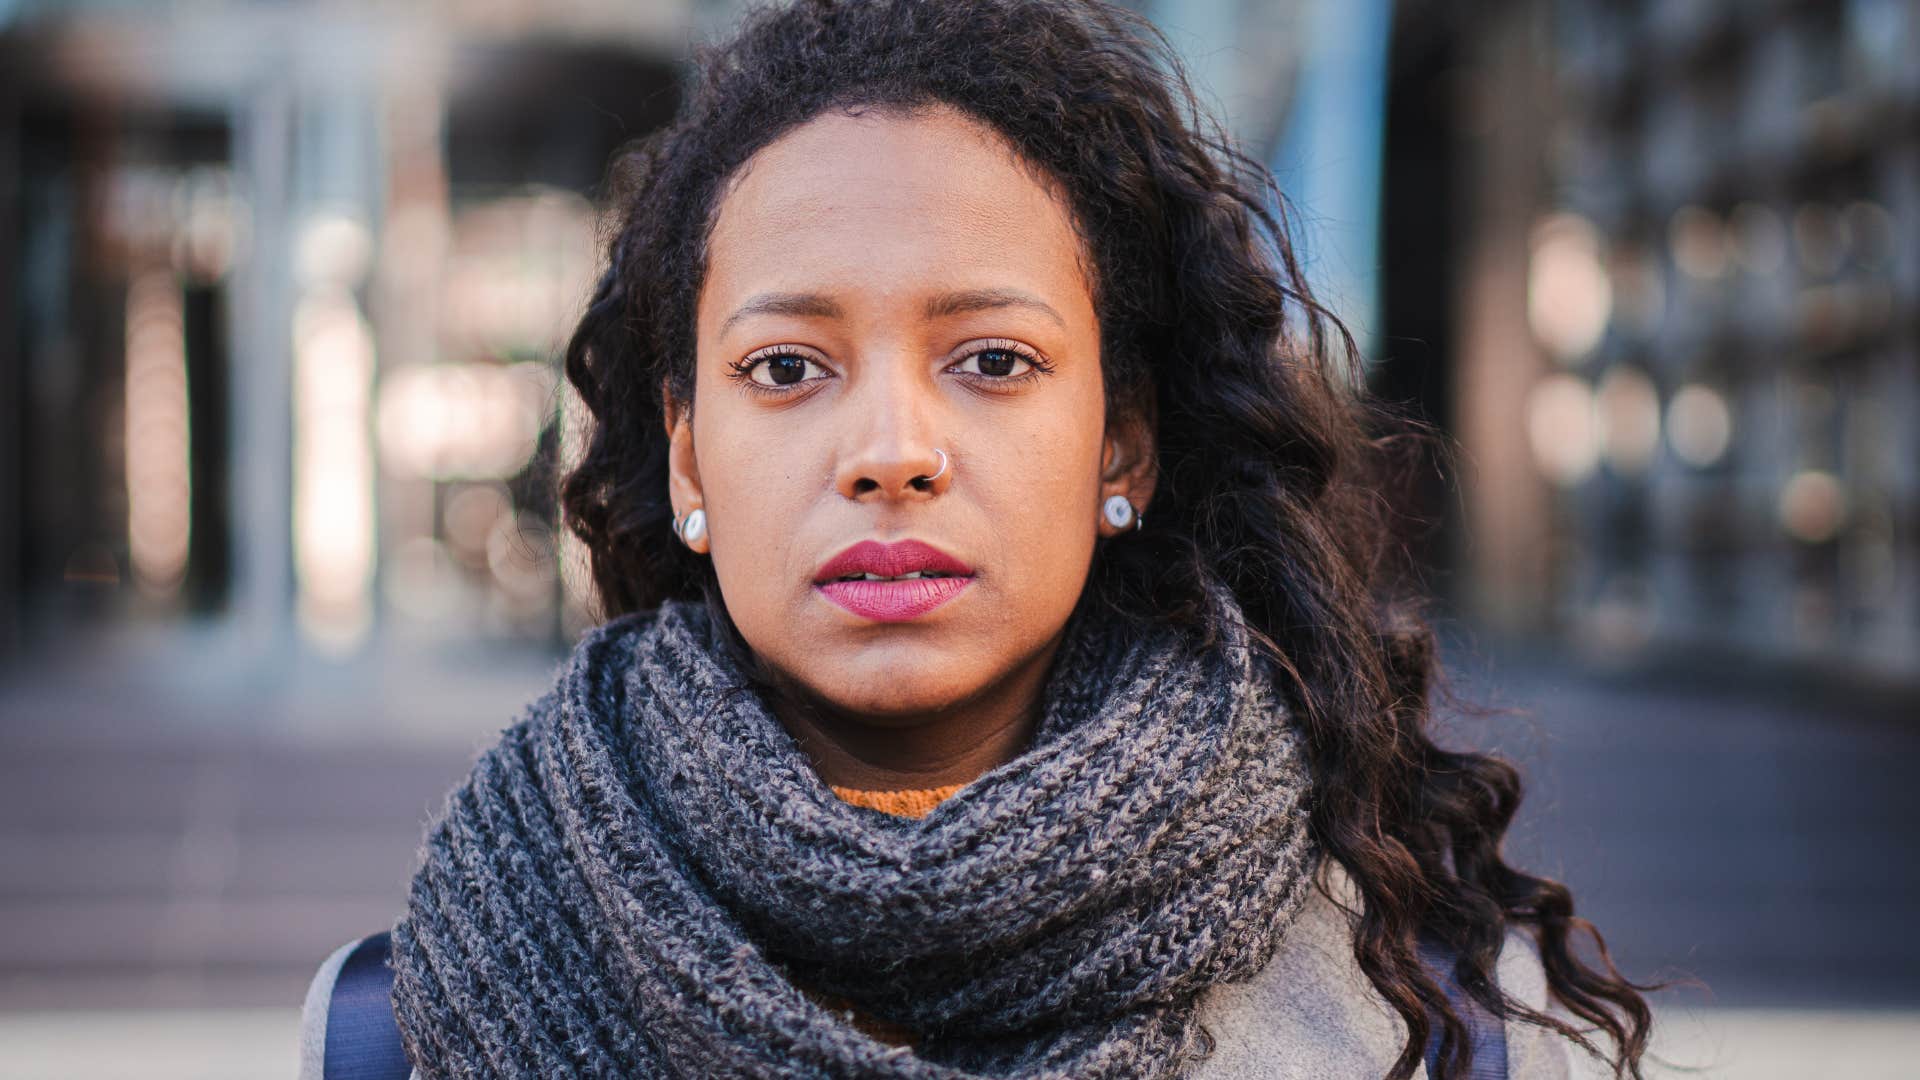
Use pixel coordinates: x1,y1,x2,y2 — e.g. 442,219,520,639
853,478,879,494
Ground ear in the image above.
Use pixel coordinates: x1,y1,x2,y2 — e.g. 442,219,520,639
1097,401,1158,536
662,381,707,551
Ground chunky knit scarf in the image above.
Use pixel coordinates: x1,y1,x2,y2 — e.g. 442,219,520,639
388,585,1320,1079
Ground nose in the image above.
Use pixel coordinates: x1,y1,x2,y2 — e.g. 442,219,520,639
834,366,951,501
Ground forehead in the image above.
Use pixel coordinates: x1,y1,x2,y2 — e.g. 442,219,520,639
700,105,1092,317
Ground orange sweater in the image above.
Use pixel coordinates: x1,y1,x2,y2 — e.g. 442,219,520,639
828,781,965,819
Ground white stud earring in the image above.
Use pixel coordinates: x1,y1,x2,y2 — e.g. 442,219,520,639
676,507,708,550
1102,494,1138,531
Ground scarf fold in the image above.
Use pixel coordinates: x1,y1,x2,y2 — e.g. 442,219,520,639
389,584,1320,1079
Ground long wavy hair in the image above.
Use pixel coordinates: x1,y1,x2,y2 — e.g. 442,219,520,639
557,0,1662,1075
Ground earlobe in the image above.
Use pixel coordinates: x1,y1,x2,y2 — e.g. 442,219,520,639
1096,424,1156,536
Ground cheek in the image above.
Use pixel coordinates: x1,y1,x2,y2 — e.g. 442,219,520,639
693,401,822,618
704,419,812,512
973,405,1105,592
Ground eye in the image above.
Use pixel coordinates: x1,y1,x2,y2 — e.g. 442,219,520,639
733,350,830,389
950,345,1040,379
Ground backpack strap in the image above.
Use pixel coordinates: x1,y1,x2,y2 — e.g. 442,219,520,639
1416,933,1509,1079
323,932,413,1080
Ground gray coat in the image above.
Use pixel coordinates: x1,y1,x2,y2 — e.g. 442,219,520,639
299,861,1615,1079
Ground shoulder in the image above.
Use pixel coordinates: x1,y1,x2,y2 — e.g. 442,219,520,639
1191,860,1618,1079
298,936,364,1080
1192,860,1411,1078
299,934,420,1080
1492,922,1621,1079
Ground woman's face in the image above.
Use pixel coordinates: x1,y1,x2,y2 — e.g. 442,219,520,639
672,103,1155,724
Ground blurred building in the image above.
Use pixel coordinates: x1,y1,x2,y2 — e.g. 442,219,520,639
1377,0,1920,686
0,3,697,667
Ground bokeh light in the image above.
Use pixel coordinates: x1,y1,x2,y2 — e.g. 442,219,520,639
1528,212,1613,361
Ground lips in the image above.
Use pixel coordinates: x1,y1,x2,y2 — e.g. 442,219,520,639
813,539,975,622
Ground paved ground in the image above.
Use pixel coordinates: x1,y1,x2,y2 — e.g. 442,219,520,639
0,1004,1913,1079
1438,641,1920,1010
0,626,556,1010
0,624,1915,1074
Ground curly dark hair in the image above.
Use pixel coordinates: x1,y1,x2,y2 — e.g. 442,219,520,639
557,0,1663,1075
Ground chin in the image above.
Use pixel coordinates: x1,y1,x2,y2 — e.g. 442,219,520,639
742,600,1030,722
823,670,972,718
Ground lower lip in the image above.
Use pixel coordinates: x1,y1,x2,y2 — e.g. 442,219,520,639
815,576,973,621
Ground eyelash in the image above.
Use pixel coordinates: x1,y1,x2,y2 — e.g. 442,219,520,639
724,340,1055,399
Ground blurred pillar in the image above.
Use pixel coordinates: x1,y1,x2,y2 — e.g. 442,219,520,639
228,44,386,658
371,74,449,632
288,73,382,654
1266,0,1394,361
0,51,19,656
1453,0,1554,631
227,78,297,658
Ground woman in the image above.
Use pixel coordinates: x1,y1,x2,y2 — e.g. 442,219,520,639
301,0,1660,1076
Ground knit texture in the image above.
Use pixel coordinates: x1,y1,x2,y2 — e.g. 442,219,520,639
387,583,1319,1079
812,784,964,1046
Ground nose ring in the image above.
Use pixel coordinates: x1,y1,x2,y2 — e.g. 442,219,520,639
915,448,948,486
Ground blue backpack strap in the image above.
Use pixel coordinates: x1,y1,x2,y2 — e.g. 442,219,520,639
323,931,413,1080
1416,933,1509,1079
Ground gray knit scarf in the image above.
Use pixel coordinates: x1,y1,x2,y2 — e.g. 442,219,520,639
388,584,1319,1079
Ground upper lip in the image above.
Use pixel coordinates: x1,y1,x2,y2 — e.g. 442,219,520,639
813,539,974,583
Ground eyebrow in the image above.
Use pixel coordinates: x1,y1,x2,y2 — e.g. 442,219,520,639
719,287,1067,336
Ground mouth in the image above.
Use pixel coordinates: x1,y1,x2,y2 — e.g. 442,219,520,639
812,539,975,622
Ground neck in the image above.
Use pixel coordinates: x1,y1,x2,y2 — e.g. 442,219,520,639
772,636,1062,791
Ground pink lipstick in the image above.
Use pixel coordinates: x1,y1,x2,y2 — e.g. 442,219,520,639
813,539,975,622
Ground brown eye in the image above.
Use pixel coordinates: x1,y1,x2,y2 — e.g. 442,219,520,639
744,353,827,387
953,347,1033,378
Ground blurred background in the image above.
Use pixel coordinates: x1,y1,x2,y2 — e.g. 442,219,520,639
0,0,1915,1076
